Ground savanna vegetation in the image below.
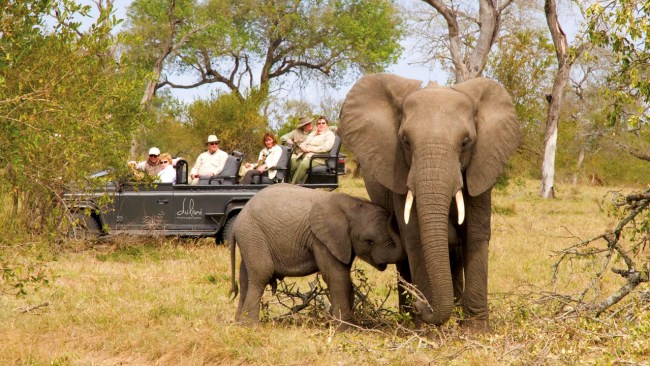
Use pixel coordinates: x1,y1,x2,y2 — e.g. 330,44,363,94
1,177,649,365
1,0,650,364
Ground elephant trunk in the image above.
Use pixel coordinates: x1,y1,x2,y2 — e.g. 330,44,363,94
376,235,406,265
410,144,461,326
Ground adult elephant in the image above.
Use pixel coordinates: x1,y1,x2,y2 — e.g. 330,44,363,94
339,74,522,329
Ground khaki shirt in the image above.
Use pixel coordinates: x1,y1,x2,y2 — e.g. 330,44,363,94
280,128,310,147
135,160,163,176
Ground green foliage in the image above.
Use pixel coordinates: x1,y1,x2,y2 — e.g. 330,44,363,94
0,0,145,237
121,0,403,100
187,91,269,159
485,29,554,182
585,0,650,126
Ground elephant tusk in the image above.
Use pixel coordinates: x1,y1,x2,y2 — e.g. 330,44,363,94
456,190,465,225
404,190,414,224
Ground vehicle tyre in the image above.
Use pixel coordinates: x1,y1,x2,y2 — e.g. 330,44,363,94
69,212,101,240
216,213,238,245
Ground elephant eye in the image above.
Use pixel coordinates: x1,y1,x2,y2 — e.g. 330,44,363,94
401,134,410,149
461,137,471,149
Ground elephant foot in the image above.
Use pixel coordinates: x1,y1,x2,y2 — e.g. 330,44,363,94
459,317,491,334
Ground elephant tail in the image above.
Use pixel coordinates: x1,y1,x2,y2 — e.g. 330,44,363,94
229,232,239,300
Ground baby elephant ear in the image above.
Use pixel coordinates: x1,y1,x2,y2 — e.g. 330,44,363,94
453,78,523,196
309,194,352,264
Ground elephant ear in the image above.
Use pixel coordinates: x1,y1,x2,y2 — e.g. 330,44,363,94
339,73,422,195
452,78,523,196
309,194,353,264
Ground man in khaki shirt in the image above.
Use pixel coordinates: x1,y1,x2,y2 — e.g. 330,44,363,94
281,116,314,158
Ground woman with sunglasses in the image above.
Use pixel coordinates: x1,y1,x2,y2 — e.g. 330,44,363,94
157,153,176,183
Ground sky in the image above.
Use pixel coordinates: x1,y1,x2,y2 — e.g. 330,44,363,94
107,0,579,107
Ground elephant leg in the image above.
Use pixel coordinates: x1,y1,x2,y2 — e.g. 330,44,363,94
461,238,489,329
461,190,491,330
450,245,464,306
237,258,274,325
396,260,412,314
314,248,354,330
235,261,248,322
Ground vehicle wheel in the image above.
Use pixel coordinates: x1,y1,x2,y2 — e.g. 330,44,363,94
216,214,238,245
69,213,101,240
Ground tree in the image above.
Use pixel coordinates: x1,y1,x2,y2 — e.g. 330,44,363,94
409,0,515,83
485,28,555,177
583,0,650,139
123,0,404,104
540,0,586,198
0,0,145,236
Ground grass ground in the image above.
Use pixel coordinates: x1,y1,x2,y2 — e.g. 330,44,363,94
1,177,649,365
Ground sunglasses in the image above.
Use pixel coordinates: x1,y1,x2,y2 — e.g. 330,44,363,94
149,154,159,157
161,161,169,164
317,122,327,125
208,142,219,145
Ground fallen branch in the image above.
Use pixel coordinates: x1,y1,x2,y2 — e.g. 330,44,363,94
552,189,650,315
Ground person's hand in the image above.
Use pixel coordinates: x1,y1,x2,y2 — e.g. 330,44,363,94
245,162,252,168
256,165,265,173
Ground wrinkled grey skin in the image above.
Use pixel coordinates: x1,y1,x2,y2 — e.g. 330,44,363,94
339,74,522,330
229,183,404,329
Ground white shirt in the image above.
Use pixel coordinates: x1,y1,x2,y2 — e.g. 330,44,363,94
158,165,176,183
191,149,229,177
256,144,283,179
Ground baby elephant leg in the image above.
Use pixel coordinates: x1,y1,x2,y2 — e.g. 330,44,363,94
316,250,354,331
237,259,273,325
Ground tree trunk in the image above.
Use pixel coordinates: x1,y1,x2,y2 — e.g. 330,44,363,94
421,0,501,83
541,0,573,199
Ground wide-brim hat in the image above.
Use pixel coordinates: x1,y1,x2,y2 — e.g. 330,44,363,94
205,134,221,144
297,116,314,128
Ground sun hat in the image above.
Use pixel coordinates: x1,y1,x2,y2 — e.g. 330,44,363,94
148,147,160,156
297,116,314,128
205,135,221,144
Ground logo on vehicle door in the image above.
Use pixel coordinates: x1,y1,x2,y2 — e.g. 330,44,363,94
176,198,203,220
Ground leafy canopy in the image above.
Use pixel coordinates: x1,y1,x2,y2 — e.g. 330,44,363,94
0,0,145,236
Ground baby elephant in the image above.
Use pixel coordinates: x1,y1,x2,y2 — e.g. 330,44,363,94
229,183,404,329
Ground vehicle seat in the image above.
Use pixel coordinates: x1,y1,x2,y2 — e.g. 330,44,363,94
252,145,292,184
174,158,189,184
306,135,341,184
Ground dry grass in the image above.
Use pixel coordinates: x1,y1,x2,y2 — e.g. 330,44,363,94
1,177,649,365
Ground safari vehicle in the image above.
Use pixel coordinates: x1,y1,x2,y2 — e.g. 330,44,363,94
65,137,344,243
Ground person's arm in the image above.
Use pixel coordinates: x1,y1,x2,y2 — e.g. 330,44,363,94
134,161,147,171
280,130,294,144
190,154,202,177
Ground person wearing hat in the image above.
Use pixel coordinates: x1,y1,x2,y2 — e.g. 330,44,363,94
280,116,314,153
134,147,164,176
190,134,229,185
290,116,335,184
